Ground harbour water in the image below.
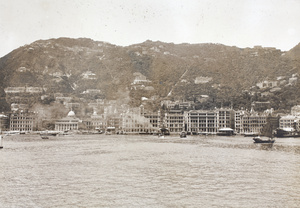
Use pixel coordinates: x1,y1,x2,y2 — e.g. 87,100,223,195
1,134,300,208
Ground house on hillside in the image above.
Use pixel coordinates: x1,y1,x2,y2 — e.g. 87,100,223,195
81,71,97,80
131,72,152,90
289,75,298,85
256,80,278,89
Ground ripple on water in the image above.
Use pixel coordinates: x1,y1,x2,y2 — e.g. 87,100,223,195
1,134,300,207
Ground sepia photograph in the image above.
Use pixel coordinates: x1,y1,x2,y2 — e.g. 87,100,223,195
0,0,300,207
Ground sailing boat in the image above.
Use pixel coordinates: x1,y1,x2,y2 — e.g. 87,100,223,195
0,135,3,149
253,121,275,144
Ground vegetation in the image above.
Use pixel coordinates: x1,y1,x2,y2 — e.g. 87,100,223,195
0,38,299,113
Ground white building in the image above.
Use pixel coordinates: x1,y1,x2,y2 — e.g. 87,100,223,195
55,110,80,132
279,115,300,130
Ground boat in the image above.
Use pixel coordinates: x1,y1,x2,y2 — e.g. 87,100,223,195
159,127,170,135
217,128,235,136
0,135,3,149
158,133,164,138
180,131,187,138
40,130,59,139
244,132,259,137
253,136,275,144
274,128,300,138
253,121,275,144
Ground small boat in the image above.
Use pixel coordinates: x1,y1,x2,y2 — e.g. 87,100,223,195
0,135,3,149
105,131,112,135
217,128,235,136
253,136,275,144
244,132,259,137
159,127,170,135
180,131,187,138
158,133,164,138
40,131,59,139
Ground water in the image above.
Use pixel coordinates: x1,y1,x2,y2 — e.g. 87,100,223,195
1,134,300,208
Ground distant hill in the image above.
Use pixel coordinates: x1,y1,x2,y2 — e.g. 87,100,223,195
0,38,299,112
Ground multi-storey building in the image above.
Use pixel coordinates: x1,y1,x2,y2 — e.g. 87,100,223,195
234,110,244,133
84,111,105,130
279,115,300,130
143,111,161,129
106,116,122,130
10,111,37,132
161,100,194,110
218,109,235,129
241,113,267,134
186,108,235,134
186,110,218,134
164,109,185,133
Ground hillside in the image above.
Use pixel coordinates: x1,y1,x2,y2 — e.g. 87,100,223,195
0,38,299,112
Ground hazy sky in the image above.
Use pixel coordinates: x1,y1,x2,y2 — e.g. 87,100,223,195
0,0,299,57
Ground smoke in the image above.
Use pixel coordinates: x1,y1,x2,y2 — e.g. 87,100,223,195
30,102,69,126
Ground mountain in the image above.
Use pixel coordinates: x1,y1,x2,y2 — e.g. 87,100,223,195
0,38,299,112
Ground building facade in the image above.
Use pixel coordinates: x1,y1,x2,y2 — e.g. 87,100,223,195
10,111,36,132
55,110,80,132
164,110,185,133
186,110,218,134
279,115,300,130
241,114,267,134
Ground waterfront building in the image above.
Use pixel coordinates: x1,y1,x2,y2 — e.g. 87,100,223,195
279,115,300,130
186,108,235,134
234,110,245,133
241,113,267,134
0,113,9,131
164,109,185,133
55,110,80,132
83,111,105,130
218,109,235,129
106,116,122,131
186,110,218,134
142,110,161,129
9,110,37,132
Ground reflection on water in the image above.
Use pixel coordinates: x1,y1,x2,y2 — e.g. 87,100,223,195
1,134,300,207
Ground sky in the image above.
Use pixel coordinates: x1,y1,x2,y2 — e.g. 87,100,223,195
0,0,299,57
